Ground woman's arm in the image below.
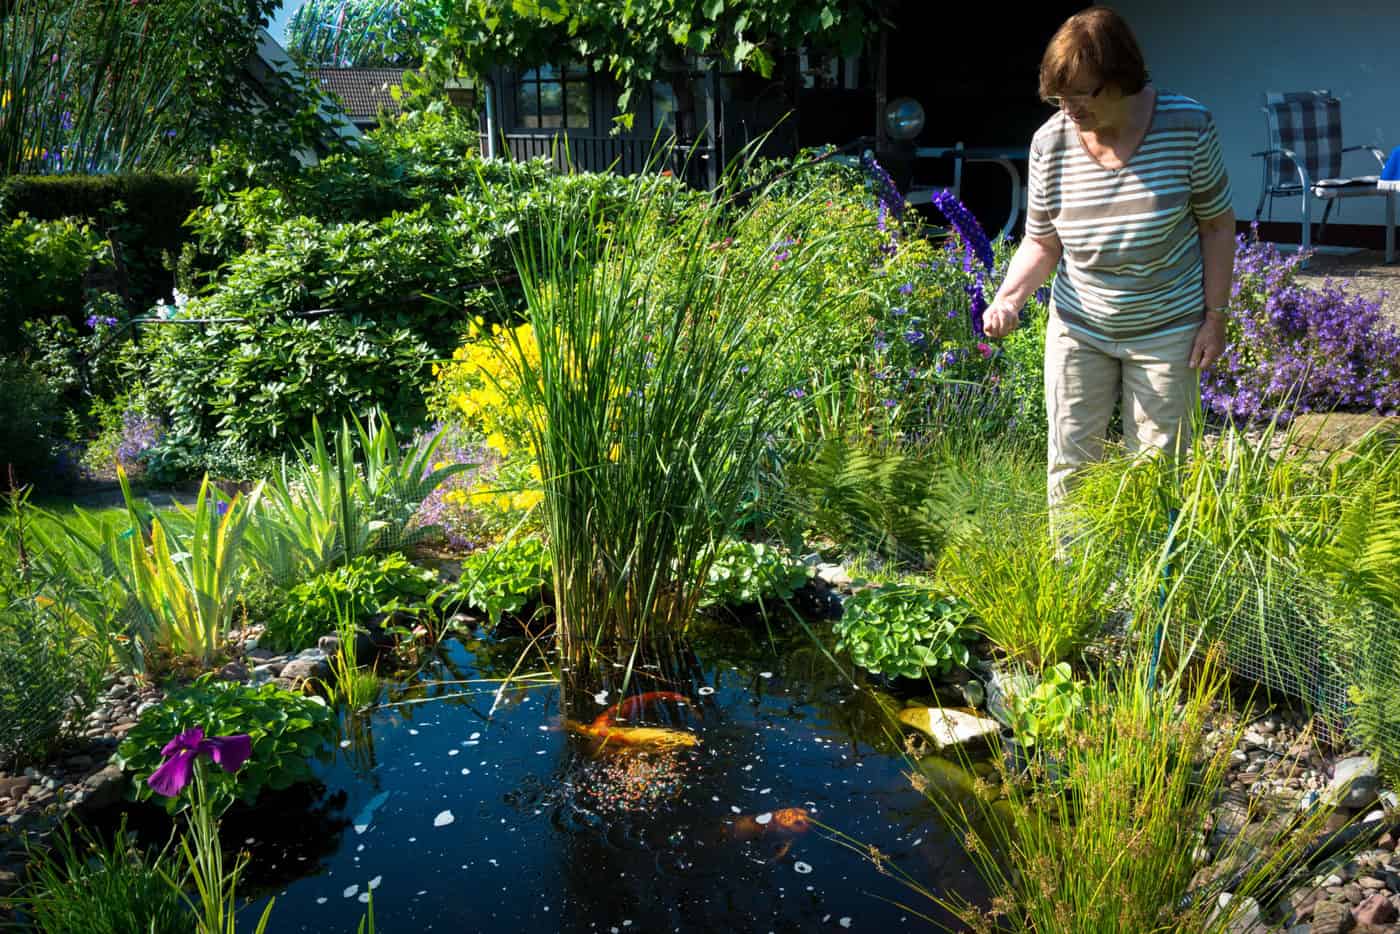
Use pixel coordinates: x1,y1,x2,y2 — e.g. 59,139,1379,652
983,233,1063,338
1189,208,1236,369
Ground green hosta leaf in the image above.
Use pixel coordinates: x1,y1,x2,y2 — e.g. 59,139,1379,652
834,585,976,680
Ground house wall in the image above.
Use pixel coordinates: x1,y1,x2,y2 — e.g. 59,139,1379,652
1112,0,1400,233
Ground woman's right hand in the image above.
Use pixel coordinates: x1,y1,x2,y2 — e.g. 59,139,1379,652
982,296,1022,339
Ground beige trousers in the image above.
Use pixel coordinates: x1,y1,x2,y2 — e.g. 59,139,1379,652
1045,311,1200,514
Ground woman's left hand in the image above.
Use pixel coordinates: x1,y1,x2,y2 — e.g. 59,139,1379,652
1188,310,1227,370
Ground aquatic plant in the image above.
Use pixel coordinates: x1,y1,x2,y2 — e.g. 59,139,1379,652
16,817,189,934
148,729,275,934
696,540,812,610
937,509,1118,671
484,146,845,666
833,584,975,681
55,468,263,671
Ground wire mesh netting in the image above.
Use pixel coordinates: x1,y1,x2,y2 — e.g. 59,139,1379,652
1126,532,1400,772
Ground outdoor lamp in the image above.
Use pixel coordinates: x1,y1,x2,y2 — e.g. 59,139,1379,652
884,97,925,141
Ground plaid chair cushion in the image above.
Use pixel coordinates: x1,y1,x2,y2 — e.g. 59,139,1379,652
1264,90,1343,190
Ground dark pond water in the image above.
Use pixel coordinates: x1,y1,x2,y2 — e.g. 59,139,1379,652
117,616,985,932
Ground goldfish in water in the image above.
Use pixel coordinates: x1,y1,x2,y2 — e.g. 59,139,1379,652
564,689,700,753
564,718,700,751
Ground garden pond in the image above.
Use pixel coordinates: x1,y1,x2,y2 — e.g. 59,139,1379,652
92,617,986,932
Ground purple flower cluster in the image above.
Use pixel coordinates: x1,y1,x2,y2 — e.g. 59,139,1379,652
86,314,119,329
410,423,500,550
1201,230,1400,421
931,191,995,337
931,190,994,272
860,151,904,224
115,412,163,468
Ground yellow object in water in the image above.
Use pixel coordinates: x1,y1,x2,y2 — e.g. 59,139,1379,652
564,719,700,752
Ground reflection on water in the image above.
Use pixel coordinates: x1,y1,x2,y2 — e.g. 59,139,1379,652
207,617,983,931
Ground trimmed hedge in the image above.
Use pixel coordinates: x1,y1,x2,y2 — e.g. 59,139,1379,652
0,174,202,312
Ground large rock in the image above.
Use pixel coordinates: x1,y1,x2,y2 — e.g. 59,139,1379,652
78,764,126,811
1353,892,1398,926
898,707,1001,752
280,650,332,685
1313,900,1356,934
1290,414,1400,455
1326,757,1380,810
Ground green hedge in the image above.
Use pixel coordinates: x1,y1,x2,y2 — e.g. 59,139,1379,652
0,174,201,311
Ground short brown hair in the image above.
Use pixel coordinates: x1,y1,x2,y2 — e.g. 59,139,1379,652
1039,8,1150,101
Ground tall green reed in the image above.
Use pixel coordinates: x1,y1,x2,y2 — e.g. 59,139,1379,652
484,151,852,667
0,0,190,174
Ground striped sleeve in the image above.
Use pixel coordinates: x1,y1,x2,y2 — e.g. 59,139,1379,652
1189,113,1232,220
1024,137,1055,240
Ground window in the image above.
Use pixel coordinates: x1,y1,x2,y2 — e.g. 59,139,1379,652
651,80,678,131
514,64,590,129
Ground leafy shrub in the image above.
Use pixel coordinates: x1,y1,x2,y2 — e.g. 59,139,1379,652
786,437,961,566
0,355,71,489
18,818,189,934
697,540,812,609
114,675,336,815
0,174,201,313
447,535,551,626
1202,230,1400,421
262,552,440,652
1006,661,1087,749
0,213,107,349
833,584,976,680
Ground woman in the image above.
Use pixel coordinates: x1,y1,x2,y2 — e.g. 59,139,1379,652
983,8,1236,522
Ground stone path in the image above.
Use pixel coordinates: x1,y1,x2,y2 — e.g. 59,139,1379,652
1292,249,1400,327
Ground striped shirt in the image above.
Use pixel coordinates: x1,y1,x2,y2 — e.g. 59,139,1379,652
1025,91,1233,340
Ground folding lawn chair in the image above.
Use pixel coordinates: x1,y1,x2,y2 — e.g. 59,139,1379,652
1253,90,1396,265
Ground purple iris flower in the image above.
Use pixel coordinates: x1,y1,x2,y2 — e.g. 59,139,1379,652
898,282,914,295
147,727,252,798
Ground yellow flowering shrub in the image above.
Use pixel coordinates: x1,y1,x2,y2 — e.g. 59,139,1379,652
429,319,543,460
425,320,548,539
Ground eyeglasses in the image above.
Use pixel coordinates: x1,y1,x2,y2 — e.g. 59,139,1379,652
1045,83,1105,109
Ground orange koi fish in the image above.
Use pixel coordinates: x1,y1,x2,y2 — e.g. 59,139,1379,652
564,690,700,753
725,807,812,841
590,691,695,730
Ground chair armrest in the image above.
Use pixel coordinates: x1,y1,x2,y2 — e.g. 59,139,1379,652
1341,144,1387,168
1252,147,1313,188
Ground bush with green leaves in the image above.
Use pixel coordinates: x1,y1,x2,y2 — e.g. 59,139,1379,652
261,552,440,652
447,535,551,626
833,584,976,680
697,540,812,609
0,355,72,489
785,437,961,567
146,128,662,466
0,213,108,350
114,676,336,815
